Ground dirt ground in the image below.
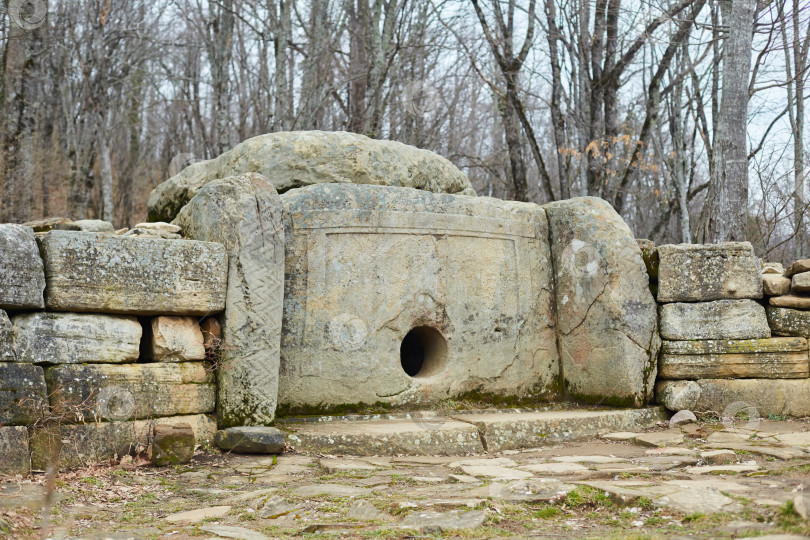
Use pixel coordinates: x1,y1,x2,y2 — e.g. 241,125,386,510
1,417,809,539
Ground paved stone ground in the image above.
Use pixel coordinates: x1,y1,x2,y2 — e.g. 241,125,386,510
1,417,809,539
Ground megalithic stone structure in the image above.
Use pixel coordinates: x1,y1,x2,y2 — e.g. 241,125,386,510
174,173,285,427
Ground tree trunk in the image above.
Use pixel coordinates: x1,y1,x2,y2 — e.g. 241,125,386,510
697,0,756,243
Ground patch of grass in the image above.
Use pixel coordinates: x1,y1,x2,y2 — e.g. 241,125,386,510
562,486,614,509
80,476,103,486
533,506,562,519
637,496,654,510
767,414,787,421
683,512,706,522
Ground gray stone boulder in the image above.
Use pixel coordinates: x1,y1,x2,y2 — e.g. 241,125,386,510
792,271,810,293
149,131,476,222
656,380,701,411
214,426,286,454
544,197,659,407
0,224,45,309
0,426,30,475
73,219,114,233
767,306,810,338
12,312,142,364
38,231,227,316
45,362,215,421
174,174,284,427
763,274,791,296
657,242,762,302
659,300,770,340
0,362,47,425
0,310,15,361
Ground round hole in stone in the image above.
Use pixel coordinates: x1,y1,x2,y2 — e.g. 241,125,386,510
400,326,447,378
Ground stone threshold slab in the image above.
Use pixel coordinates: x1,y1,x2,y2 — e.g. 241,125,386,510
281,407,667,456
659,352,809,379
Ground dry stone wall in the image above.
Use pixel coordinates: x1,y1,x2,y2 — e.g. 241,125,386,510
0,224,225,474
650,241,810,417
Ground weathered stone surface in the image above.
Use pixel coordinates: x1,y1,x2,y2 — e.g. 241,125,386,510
12,312,141,364
764,274,791,296
123,227,181,240
544,197,659,406
279,184,560,413
662,379,810,417
0,363,47,425
0,225,45,309
0,426,29,475
150,316,205,361
152,423,195,466
38,231,227,315
785,258,810,277
285,417,484,455
0,310,14,361
448,408,666,452
656,380,701,411
174,174,284,427
770,295,810,309
30,414,216,469
148,131,475,222
762,262,784,274
45,363,215,420
659,300,770,340
659,337,809,379
73,220,114,233
135,222,181,233
792,271,810,293
215,426,285,454
165,506,231,523
400,509,485,531
657,242,762,302
23,217,79,232
635,429,684,447
636,239,659,278
767,306,810,338
670,410,697,427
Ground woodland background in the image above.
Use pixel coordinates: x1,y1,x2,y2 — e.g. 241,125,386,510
0,0,808,261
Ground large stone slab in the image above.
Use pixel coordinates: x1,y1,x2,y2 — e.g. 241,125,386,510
0,224,45,309
763,274,791,296
37,231,227,315
277,184,560,413
0,363,47,425
792,271,810,292
656,242,762,302
454,407,667,452
544,197,659,406
769,295,810,309
659,300,770,340
12,312,141,364
30,414,216,469
283,417,484,455
0,310,14,361
767,306,810,338
659,338,809,379
0,426,30,475
148,131,475,222
174,174,284,427
785,258,810,277
45,363,215,421
658,379,810,417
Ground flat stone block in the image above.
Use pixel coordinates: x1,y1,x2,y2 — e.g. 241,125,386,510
150,316,205,361
215,426,285,454
457,407,667,452
767,306,810,338
30,414,215,469
659,337,809,379
656,380,701,411
0,362,47,425
792,272,810,293
0,225,45,310
175,174,284,427
284,417,484,456
769,295,810,309
786,258,810,277
544,197,659,407
38,231,227,316
73,220,114,233
278,184,560,413
763,275,791,296
660,379,810,418
0,426,30,475
12,312,141,364
152,423,195,466
657,242,762,302
45,362,215,421
659,300,770,340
